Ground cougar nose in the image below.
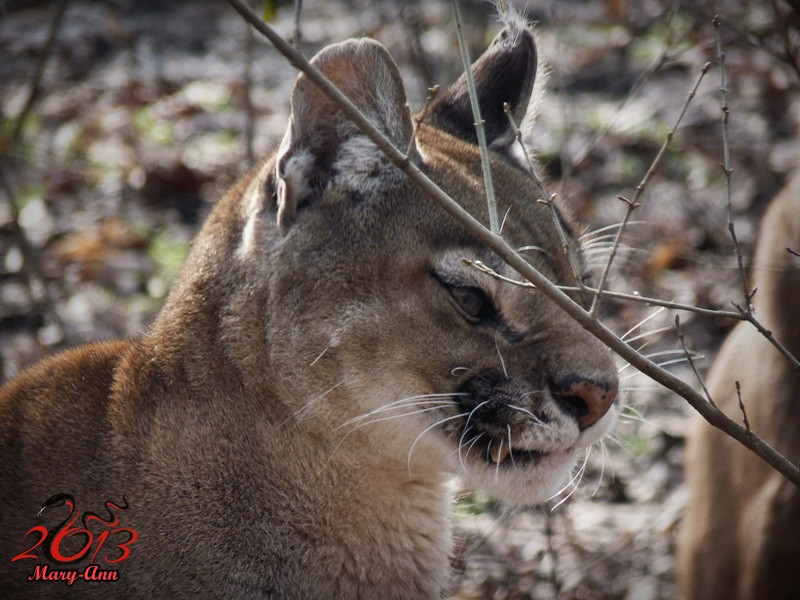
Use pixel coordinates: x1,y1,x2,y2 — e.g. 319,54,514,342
551,376,618,430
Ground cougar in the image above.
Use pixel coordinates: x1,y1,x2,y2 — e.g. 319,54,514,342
0,15,619,599
677,172,800,599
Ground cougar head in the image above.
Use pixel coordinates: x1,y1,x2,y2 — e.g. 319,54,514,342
235,14,619,504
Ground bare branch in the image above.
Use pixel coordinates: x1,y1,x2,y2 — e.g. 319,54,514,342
8,0,69,146
467,259,742,319
714,15,753,315
243,4,256,164
589,61,711,315
449,0,499,233
675,315,715,407
293,0,303,46
733,302,800,375
504,102,535,175
735,381,750,433
223,0,800,488
0,163,65,341
537,195,585,288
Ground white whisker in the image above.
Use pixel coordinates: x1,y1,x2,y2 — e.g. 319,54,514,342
621,306,666,341
499,205,513,234
456,428,482,474
550,449,590,509
309,344,332,366
283,378,349,425
335,393,463,430
583,244,642,256
579,221,646,241
508,404,553,429
341,404,455,434
457,400,490,472
495,333,508,380
517,245,553,259
507,424,515,468
618,349,696,372
464,432,485,462
407,412,471,474
591,444,606,497
620,356,696,380
619,405,647,423
493,438,503,481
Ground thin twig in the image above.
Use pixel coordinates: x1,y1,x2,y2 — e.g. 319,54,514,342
9,0,69,146
589,61,712,315
293,0,303,46
735,381,750,432
571,0,685,170
714,15,752,315
733,302,800,374
503,102,535,174
675,315,715,407
505,103,585,287
543,507,563,598
465,258,742,319
538,195,585,289
243,1,256,164
0,163,65,339
398,2,434,87
449,0,499,233
223,0,800,488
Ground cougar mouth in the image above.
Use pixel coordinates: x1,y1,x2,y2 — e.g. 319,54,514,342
448,371,581,470
457,430,572,468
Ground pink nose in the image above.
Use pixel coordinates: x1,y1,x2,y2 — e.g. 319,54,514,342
552,378,618,429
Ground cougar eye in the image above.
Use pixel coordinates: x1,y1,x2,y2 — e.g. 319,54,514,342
450,286,491,321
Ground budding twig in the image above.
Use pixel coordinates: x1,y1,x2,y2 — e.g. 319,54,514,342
504,102,536,175
538,195,585,289
0,164,66,341
505,105,584,285
675,315,715,407
8,0,69,146
714,15,752,315
735,381,750,433
466,258,742,319
732,302,800,375
589,61,712,315
243,7,256,164
449,0,499,233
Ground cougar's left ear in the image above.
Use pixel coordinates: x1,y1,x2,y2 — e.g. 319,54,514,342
275,38,414,230
428,17,538,151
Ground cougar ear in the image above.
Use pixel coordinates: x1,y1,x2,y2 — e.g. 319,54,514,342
428,16,539,150
275,38,414,230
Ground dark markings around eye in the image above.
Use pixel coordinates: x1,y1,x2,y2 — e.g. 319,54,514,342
450,286,490,321
432,272,522,343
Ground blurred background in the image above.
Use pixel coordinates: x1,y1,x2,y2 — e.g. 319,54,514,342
1,0,799,597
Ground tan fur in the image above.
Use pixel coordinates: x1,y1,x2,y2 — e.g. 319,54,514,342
677,173,800,599
1,21,618,600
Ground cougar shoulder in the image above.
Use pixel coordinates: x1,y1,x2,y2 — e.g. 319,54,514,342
1,16,618,600
677,171,800,600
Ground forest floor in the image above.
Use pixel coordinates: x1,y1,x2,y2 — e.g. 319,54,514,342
2,0,799,598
